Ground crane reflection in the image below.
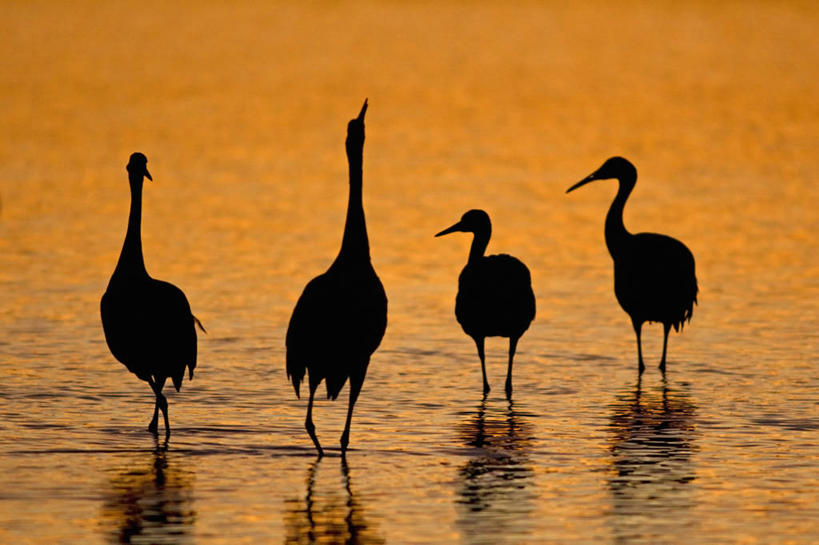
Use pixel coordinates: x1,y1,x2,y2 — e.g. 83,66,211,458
284,458,385,545
607,378,698,543
100,440,195,544
455,399,536,544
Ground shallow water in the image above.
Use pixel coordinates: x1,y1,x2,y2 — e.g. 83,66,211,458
1,1,818,543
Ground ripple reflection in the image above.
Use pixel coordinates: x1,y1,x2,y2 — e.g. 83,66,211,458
284,459,385,545
100,440,195,544
607,378,698,543
455,400,536,544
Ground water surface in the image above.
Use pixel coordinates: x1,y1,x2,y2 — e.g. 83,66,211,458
1,1,817,543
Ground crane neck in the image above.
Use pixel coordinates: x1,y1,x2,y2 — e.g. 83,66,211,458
605,175,636,257
112,177,149,281
334,145,371,265
468,227,490,265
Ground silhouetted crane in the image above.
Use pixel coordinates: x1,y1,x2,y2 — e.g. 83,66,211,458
286,100,388,457
436,210,535,398
566,157,698,373
101,153,204,438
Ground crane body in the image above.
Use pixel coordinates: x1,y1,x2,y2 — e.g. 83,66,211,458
436,209,535,398
101,153,202,437
567,157,698,373
286,100,387,456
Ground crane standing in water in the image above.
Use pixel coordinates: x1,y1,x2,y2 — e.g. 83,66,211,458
286,100,388,457
101,153,204,438
566,157,698,374
436,209,536,398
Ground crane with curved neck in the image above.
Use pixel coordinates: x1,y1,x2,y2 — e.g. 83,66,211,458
101,153,202,438
465,218,491,265
436,209,536,398
567,157,698,374
599,159,637,258
286,100,388,457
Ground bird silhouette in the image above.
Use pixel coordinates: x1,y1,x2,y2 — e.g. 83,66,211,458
101,153,204,438
436,210,535,398
567,157,698,374
286,100,388,457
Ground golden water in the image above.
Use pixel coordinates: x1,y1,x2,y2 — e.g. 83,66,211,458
1,1,817,543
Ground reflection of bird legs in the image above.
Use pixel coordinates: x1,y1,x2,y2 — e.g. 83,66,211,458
472,398,488,447
151,437,169,487
341,457,362,542
151,433,169,455
305,459,319,534
505,398,516,438
300,458,362,543
341,457,354,505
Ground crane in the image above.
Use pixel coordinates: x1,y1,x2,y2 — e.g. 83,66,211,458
101,153,203,438
286,100,388,456
436,209,535,398
567,157,698,373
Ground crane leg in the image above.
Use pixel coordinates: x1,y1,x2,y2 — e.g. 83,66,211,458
148,376,170,438
159,395,170,439
148,399,159,434
505,336,518,400
632,319,645,374
341,365,367,456
306,378,323,457
659,323,671,373
474,337,490,396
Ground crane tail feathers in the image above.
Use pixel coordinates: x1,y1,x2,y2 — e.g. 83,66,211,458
325,375,347,401
675,296,697,332
288,373,302,399
286,353,305,399
193,315,207,333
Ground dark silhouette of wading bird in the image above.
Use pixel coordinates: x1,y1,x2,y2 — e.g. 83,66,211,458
286,100,388,457
436,210,535,398
101,153,204,438
566,157,698,374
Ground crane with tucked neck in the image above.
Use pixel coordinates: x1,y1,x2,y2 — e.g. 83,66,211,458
101,153,204,438
286,100,388,457
567,157,698,374
436,209,536,398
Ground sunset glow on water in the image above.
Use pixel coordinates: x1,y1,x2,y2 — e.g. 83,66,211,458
1,1,817,543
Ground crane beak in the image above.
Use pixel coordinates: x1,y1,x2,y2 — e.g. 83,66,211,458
357,98,368,122
144,168,153,182
435,220,464,237
566,172,596,193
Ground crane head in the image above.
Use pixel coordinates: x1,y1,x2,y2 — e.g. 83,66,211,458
567,156,635,193
126,152,152,182
346,98,368,152
435,209,491,237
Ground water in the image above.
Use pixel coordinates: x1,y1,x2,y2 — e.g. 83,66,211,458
1,1,817,543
